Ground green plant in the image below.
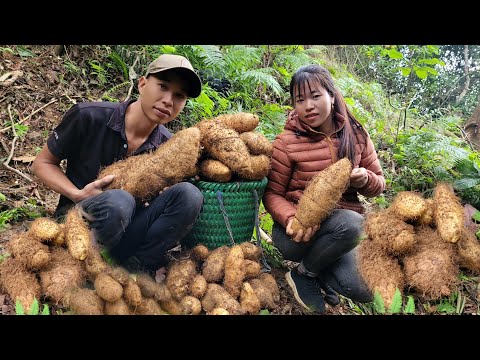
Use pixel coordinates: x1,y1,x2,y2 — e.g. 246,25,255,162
259,239,283,268
101,81,130,102
88,60,108,85
14,123,29,138
369,288,416,314
0,201,43,230
0,47,14,54
16,298,50,315
0,252,11,264
259,202,274,234
100,248,117,267
453,156,480,209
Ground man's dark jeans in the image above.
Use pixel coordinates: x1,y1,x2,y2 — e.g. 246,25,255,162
78,182,203,271
272,209,372,303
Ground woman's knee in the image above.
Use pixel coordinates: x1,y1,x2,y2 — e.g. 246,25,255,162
332,209,364,244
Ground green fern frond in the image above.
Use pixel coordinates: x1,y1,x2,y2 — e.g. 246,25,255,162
404,296,416,314
458,186,480,208
240,69,284,97
108,51,129,81
41,304,50,315
388,288,402,314
373,290,385,314
453,157,480,177
275,53,314,72
28,298,39,315
15,300,25,315
224,46,262,68
454,177,480,190
199,45,225,69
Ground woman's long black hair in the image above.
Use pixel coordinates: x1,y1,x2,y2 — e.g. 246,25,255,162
289,64,368,163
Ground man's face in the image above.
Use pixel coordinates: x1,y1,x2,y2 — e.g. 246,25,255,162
138,71,189,125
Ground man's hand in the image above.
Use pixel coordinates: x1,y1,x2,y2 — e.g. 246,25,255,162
286,217,319,243
75,175,115,202
350,167,368,188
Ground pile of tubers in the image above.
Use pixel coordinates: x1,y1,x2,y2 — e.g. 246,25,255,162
97,112,273,204
357,182,480,308
0,208,280,314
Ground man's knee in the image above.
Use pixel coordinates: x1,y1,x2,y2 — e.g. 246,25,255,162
80,190,135,249
174,182,204,211
98,189,136,221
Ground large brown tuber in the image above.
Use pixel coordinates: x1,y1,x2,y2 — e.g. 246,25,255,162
64,208,90,261
433,182,464,243
291,158,352,234
100,127,201,202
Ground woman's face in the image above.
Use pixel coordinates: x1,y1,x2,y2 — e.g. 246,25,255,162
293,79,334,132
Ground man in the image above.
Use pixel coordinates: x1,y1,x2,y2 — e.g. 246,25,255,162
32,54,204,273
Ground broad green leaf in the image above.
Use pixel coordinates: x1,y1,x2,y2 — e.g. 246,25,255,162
15,300,25,315
259,309,270,315
28,298,39,315
16,46,35,57
373,290,385,314
0,193,6,202
414,68,428,79
159,45,176,54
399,67,411,76
404,296,415,314
437,301,455,314
472,210,480,222
387,49,403,59
425,67,438,76
426,45,440,54
344,97,355,106
388,288,402,314
418,58,444,66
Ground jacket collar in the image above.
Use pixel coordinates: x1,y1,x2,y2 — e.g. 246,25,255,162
285,110,347,138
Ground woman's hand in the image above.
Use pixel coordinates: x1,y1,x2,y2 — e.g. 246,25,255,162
74,175,115,202
286,217,319,243
350,167,368,188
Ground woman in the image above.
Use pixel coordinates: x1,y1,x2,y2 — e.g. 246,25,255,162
263,64,385,313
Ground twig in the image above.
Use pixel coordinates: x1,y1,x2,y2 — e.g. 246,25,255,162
0,99,57,134
33,188,45,206
124,55,140,102
259,227,272,243
2,104,33,182
64,93,77,105
457,124,475,151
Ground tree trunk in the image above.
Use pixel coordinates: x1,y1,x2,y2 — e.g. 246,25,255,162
464,101,480,149
456,45,470,104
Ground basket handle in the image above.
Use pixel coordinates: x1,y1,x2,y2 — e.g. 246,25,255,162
216,190,236,246
253,189,271,273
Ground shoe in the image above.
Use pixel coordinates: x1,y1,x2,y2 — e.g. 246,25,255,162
321,283,340,307
285,268,325,314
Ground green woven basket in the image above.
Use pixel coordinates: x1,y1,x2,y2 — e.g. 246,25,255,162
185,177,268,249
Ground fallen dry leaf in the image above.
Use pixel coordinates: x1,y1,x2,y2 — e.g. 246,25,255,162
13,155,36,163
